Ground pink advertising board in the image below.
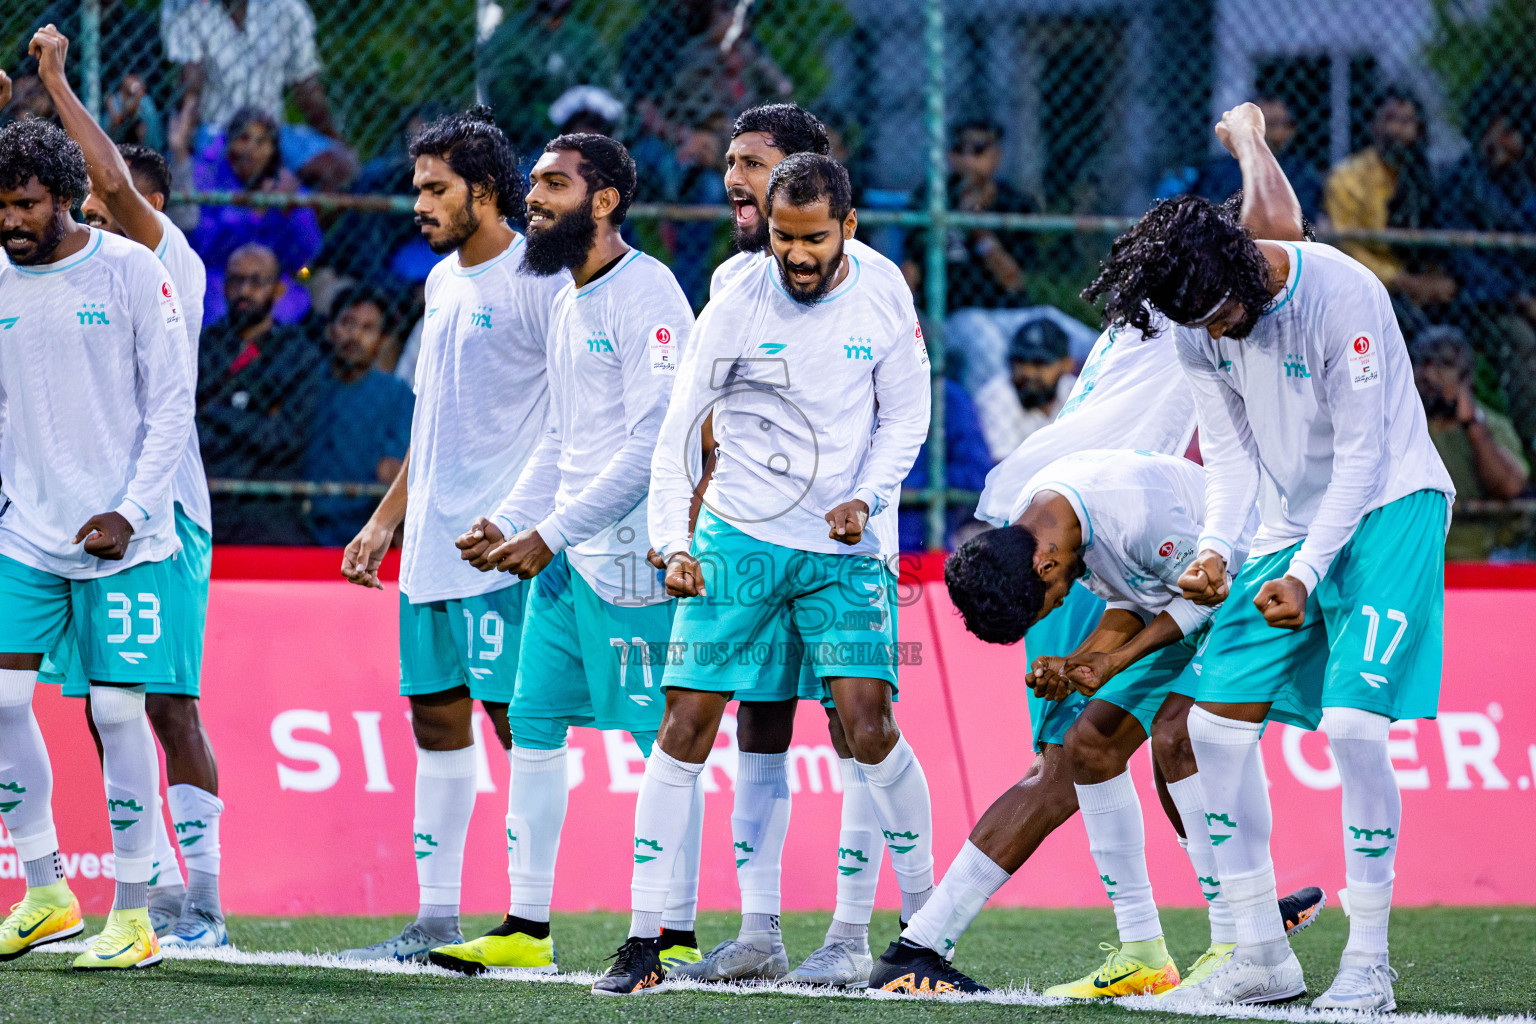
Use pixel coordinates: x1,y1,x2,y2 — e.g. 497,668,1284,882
4,555,1532,916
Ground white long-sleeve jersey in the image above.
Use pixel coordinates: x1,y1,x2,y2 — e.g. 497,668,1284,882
1017,450,1259,637
401,236,566,604
494,249,693,607
152,210,212,535
977,315,1197,526
650,238,931,564
1175,240,1454,593
0,228,193,577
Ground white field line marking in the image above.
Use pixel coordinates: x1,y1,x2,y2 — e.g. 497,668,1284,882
32,944,1531,1023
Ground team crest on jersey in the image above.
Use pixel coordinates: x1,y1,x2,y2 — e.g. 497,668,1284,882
649,324,676,375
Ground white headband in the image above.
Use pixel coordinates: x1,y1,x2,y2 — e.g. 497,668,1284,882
1185,293,1231,327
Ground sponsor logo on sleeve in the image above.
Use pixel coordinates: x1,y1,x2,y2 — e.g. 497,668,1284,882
1348,333,1380,390
649,324,676,375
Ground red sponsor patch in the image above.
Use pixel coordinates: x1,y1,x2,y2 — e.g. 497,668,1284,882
161,281,173,299
655,327,671,345
1159,541,1176,557
1354,336,1370,355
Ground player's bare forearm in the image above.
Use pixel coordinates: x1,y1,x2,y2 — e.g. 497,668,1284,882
1067,608,1146,659
1098,611,1183,676
31,26,163,249
368,449,410,532
1223,104,1304,242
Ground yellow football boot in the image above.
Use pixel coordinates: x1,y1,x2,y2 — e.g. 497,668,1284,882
427,916,557,975
1044,941,1180,999
72,908,161,971
0,881,84,961
658,927,702,970
1163,941,1236,994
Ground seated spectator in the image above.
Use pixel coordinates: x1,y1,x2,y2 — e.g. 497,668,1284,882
901,377,994,551
1325,86,1455,327
1192,93,1321,221
903,120,1035,314
968,318,1078,462
477,0,617,157
180,107,322,325
197,243,325,544
163,0,356,189
304,288,414,546
1441,76,1536,455
1411,327,1530,560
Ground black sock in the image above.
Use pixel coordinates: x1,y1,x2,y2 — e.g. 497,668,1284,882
492,914,550,940
659,927,697,949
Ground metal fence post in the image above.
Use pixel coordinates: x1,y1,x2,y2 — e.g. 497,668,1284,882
81,0,101,122
923,0,949,551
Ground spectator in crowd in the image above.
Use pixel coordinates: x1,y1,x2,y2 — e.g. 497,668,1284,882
549,85,624,137
15,4,163,146
1411,327,1530,560
968,317,1078,462
1193,93,1321,221
659,2,793,131
304,287,414,546
903,119,1035,314
0,73,55,123
477,0,616,157
900,376,995,550
1325,86,1456,326
180,107,322,324
197,243,325,544
1440,76,1536,455
163,0,355,189
668,115,731,306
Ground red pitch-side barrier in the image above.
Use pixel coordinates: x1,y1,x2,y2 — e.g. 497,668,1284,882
5,550,1533,915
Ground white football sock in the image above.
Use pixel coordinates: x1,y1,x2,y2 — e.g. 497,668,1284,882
1187,707,1287,965
90,686,159,908
1076,772,1162,943
0,670,59,879
149,794,185,892
830,757,885,941
1323,707,1399,961
731,751,791,920
413,745,477,911
168,783,223,913
663,772,705,932
899,840,1009,960
857,736,934,912
629,749,704,937
505,745,568,923
1166,774,1236,944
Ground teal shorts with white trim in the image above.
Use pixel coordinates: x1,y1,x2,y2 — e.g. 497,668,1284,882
1024,581,1105,751
510,552,675,733
47,506,211,698
1088,624,1206,738
1196,489,1447,728
399,581,529,703
665,510,902,697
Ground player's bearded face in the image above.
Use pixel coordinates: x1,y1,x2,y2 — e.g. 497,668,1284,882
416,192,480,255
729,185,769,253
0,189,68,266
771,205,847,307
522,194,598,276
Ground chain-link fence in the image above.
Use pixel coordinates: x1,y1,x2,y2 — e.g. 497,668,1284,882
4,0,1535,555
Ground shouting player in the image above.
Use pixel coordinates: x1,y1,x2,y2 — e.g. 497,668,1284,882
449,133,702,975
1089,194,1452,1010
871,104,1322,995
339,107,566,962
592,153,932,996
0,119,192,970
666,103,900,989
23,26,226,947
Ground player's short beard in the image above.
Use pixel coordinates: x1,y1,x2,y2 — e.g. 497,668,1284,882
732,203,770,254
777,238,845,306
0,212,67,266
420,200,480,255
522,196,598,276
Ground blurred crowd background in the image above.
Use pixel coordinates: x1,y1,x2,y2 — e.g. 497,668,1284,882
3,0,1535,558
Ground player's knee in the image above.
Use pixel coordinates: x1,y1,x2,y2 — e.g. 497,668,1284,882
1150,718,1196,779
656,688,728,762
89,684,146,725
736,699,795,754
1064,720,1121,781
146,694,199,737
409,699,473,750
482,702,513,750
841,712,899,765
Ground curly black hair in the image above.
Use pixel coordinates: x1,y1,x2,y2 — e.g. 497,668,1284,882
409,104,525,222
119,143,172,200
766,153,853,223
0,118,89,206
1081,193,1273,338
944,526,1048,645
732,103,831,157
544,133,638,225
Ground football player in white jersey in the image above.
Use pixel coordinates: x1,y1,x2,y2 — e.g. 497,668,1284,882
338,107,567,963
593,153,933,996
0,119,193,970
873,104,1322,996
452,133,703,976
24,26,227,948
1089,190,1453,1010
658,103,900,989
